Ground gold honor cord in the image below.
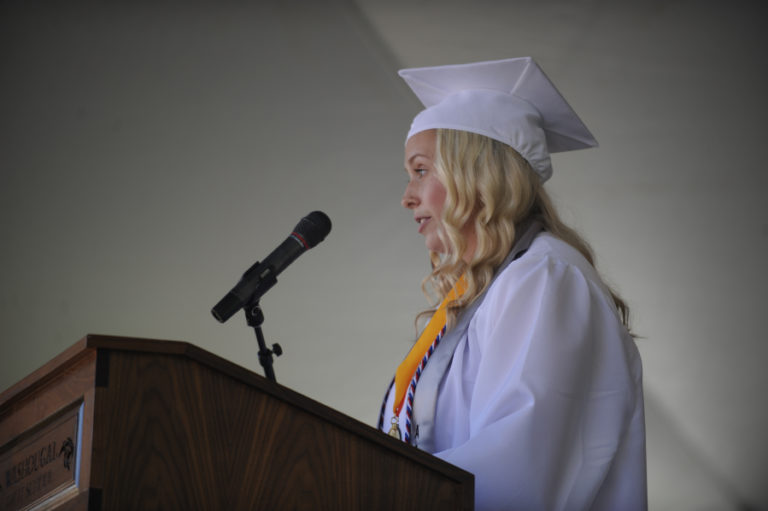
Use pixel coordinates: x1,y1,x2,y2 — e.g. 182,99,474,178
389,277,467,440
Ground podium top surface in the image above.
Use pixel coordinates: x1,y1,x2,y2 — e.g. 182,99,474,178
0,334,474,488
0,334,213,406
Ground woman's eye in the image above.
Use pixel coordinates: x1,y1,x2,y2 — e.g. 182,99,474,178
416,168,427,177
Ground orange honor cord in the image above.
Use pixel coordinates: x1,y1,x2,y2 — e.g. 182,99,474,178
392,277,467,419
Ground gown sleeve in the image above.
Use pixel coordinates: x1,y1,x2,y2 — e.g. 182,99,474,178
431,250,644,511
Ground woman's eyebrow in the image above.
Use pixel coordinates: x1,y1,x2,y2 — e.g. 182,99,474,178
406,153,429,164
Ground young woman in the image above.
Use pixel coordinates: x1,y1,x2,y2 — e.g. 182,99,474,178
379,58,646,510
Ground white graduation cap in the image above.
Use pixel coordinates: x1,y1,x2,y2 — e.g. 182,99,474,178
398,57,597,181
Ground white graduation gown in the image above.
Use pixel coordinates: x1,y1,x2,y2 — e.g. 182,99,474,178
381,233,646,510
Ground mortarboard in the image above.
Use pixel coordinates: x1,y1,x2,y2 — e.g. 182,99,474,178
398,57,597,181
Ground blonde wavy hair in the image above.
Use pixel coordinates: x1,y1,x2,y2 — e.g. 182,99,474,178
418,128,630,331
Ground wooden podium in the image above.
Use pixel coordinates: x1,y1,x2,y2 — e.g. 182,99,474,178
0,335,473,510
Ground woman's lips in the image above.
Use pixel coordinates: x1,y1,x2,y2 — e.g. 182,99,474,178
416,216,430,234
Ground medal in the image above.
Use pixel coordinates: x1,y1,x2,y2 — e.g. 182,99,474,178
388,416,402,440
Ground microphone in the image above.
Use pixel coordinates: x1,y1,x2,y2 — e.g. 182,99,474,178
211,211,331,323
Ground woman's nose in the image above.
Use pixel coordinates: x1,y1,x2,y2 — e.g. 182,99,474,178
401,182,418,209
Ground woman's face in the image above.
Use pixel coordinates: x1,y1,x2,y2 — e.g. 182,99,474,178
402,130,449,253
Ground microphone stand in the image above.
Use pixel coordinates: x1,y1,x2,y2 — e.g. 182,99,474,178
243,271,282,382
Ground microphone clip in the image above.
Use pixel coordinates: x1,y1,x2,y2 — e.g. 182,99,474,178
243,291,282,383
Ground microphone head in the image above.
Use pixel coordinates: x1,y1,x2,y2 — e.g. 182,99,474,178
293,211,331,248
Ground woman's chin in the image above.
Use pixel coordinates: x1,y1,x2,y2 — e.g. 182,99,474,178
424,237,447,254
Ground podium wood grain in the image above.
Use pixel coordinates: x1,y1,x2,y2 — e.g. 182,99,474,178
0,335,473,510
